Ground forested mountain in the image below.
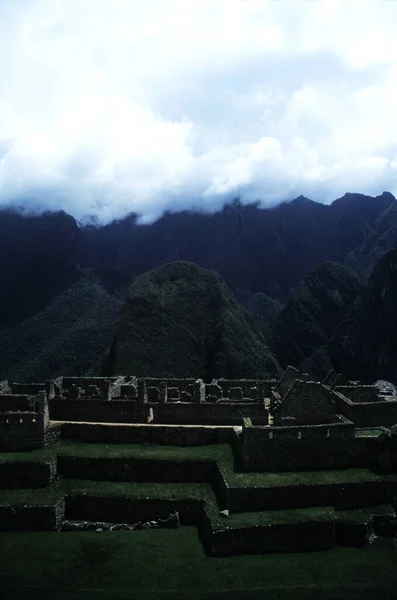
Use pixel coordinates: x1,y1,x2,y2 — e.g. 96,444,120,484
0,191,396,383
328,246,397,383
265,262,363,370
103,261,281,380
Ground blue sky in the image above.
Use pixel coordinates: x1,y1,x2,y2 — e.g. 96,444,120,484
0,0,397,222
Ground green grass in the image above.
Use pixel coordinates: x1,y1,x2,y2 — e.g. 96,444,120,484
336,504,396,524
213,506,335,528
0,478,213,505
3,440,396,489
1,529,396,600
355,428,384,438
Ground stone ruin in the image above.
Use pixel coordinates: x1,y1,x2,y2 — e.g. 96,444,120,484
0,387,50,451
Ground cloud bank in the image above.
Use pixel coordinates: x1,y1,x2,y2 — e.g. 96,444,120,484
0,0,397,222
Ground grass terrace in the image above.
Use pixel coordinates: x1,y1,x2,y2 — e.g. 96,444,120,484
1,530,396,600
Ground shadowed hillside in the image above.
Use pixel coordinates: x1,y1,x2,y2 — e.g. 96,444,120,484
264,262,363,370
329,246,397,383
103,261,281,380
0,271,122,382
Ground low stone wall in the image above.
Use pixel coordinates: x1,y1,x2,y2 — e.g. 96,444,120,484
0,458,56,488
60,422,234,446
150,402,267,426
333,393,397,427
65,495,203,526
215,379,276,401
0,497,65,531
228,480,395,512
44,423,62,445
335,518,373,547
49,399,149,423
335,386,379,403
209,520,335,556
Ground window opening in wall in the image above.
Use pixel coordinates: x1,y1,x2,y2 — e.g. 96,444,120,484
6,418,9,424
269,430,273,439
19,418,23,423
298,430,302,440
326,429,330,438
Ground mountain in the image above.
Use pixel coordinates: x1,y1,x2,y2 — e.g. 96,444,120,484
0,270,122,382
84,192,394,302
345,197,397,281
328,246,397,383
0,191,396,383
264,262,363,369
0,209,85,326
102,261,281,380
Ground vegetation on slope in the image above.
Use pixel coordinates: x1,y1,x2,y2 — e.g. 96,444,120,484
0,270,122,382
103,261,281,380
264,262,363,370
329,246,397,383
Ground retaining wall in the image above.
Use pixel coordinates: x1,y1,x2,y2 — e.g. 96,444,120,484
0,497,65,531
60,422,234,446
0,459,56,488
209,520,335,556
227,480,395,512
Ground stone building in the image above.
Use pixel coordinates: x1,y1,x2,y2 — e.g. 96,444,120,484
0,387,50,451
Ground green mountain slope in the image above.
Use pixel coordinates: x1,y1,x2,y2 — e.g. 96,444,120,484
0,271,122,382
345,198,397,282
329,247,397,383
265,262,363,369
103,261,281,380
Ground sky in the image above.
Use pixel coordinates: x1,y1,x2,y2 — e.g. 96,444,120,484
0,0,397,223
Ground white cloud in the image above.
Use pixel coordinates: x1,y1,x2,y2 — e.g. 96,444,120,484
0,0,397,222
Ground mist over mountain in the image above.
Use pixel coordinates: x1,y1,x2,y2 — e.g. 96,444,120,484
82,191,394,302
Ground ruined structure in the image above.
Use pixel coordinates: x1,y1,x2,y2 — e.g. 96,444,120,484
1,367,397,556
0,390,50,451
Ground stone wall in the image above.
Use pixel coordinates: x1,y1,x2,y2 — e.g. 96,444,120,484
64,495,202,527
209,520,335,556
0,497,65,531
61,377,116,400
0,459,56,488
49,399,149,423
0,394,36,411
0,411,45,451
227,479,395,512
149,402,268,425
273,366,300,397
241,418,354,471
333,392,397,427
215,379,275,401
10,383,46,395
335,386,380,403
61,422,234,446
274,381,337,426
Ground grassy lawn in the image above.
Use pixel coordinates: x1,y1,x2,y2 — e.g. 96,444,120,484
0,529,396,600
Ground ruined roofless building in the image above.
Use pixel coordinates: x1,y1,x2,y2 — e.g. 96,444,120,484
0,384,50,451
